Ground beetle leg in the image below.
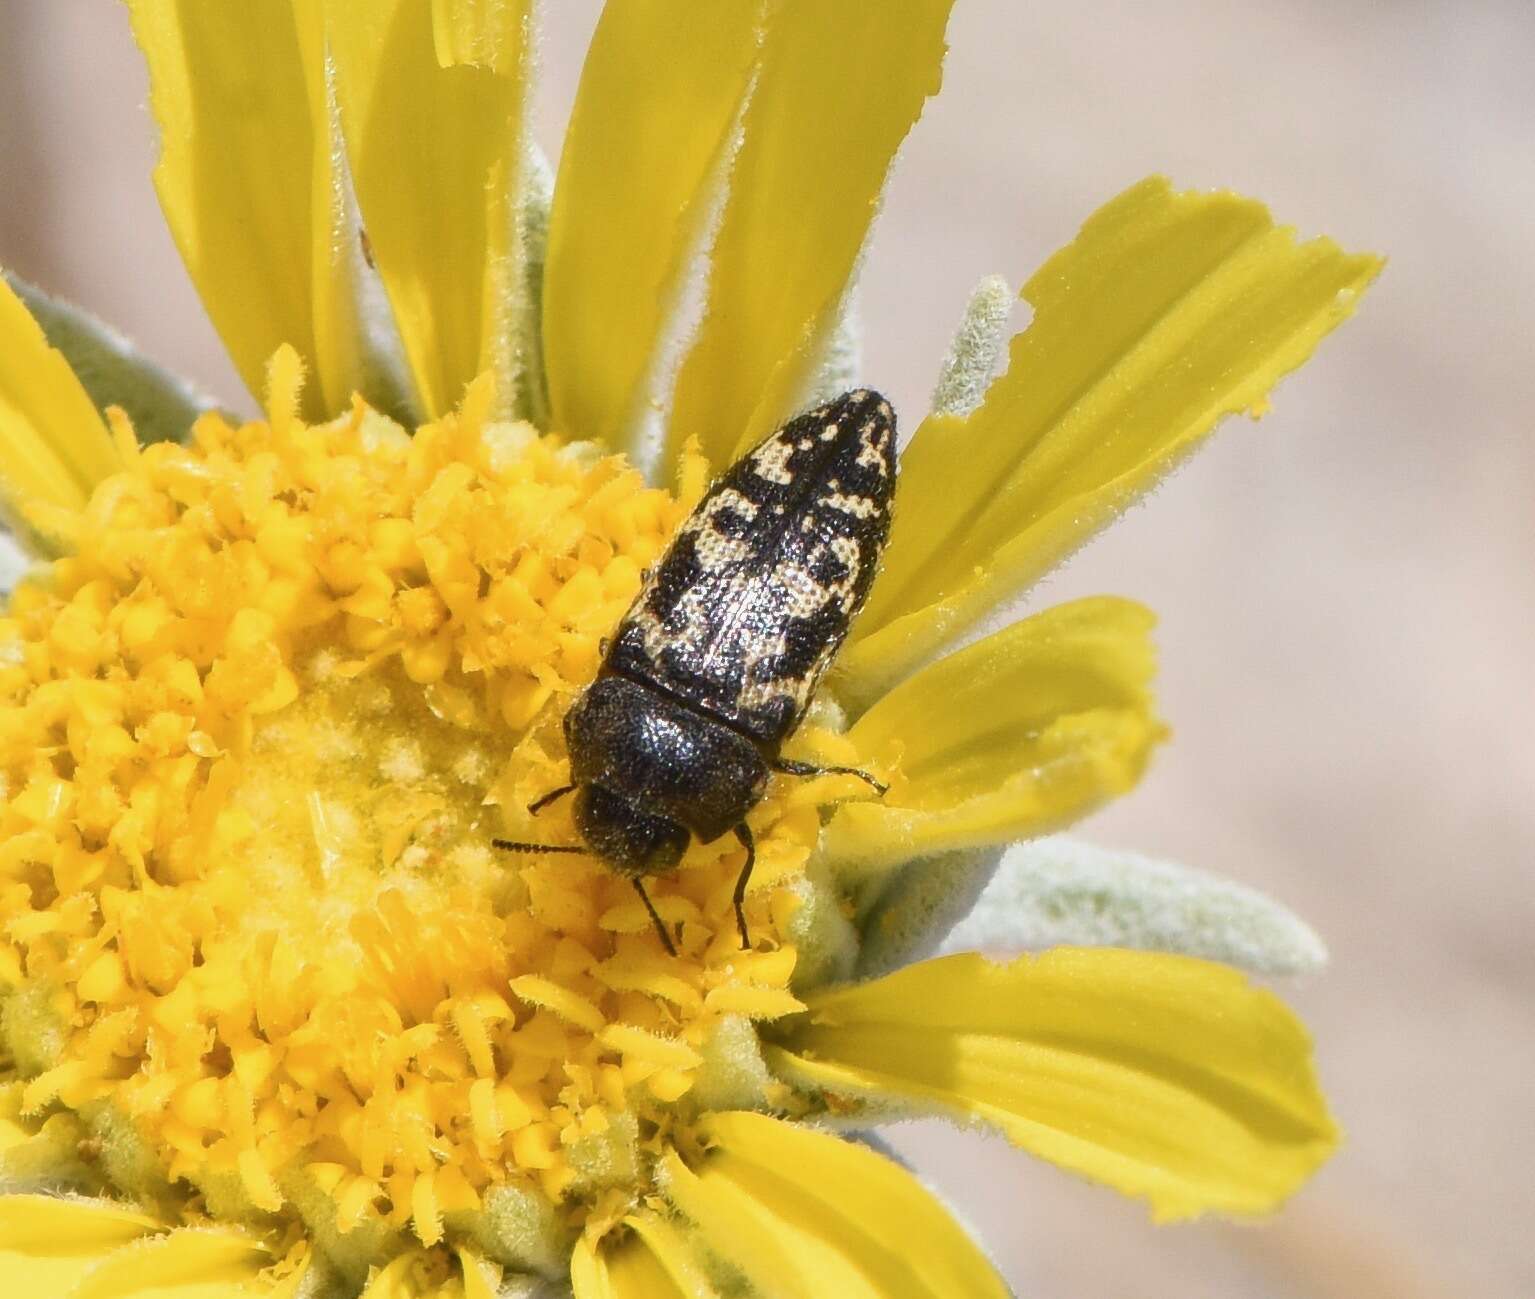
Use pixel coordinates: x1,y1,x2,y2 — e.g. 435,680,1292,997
770,758,887,797
732,823,756,950
632,879,677,956
527,784,577,815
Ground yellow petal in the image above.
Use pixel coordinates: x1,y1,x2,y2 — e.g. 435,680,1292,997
455,1247,499,1299
568,1238,613,1299
5,270,207,448
542,2,763,452
0,274,122,545
842,175,1384,705
624,1212,719,1298
0,1194,159,1297
661,1112,1008,1299
666,0,956,468
125,1,357,418
326,0,536,420
571,1213,716,1299
359,1251,450,1299
71,1228,272,1299
823,597,1161,874
429,0,526,73
769,948,1339,1221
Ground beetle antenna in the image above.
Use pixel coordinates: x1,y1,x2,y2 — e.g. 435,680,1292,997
492,839,586,854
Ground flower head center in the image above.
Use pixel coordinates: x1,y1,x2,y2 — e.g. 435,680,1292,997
0,366,845,1269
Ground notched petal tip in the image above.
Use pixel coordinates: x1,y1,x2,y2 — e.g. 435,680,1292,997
543,2,764,457
126,0,334,417
774,948,1340,1223
844,174,1382,706
665,0,957,468
327,0,538,424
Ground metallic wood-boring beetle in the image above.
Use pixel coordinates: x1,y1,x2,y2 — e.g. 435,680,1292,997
496,389,897,954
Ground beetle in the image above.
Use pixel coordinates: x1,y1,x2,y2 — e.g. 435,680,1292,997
496,388,896,954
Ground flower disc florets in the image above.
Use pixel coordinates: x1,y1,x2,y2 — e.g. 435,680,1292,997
0,355,858,1280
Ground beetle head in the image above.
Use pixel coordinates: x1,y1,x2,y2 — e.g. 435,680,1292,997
573,783,689,877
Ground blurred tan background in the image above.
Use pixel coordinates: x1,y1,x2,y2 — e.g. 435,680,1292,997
2,3,1531,1296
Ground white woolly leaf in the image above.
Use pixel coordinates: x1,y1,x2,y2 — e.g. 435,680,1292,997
936,835,1328,977
692,1015,777,1113
281,1160,404,1288
495,143,553,429
80,1100,177,1211
566,1110,640,1193
802,291,863,409
852,846,1006,980
0,984,66,1075
0,1109,97,1194
929,274,1013,418
3,271,214,445
452,1182,574,1281
785,860,860,992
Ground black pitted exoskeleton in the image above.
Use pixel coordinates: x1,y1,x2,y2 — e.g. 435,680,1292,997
496,390,897,953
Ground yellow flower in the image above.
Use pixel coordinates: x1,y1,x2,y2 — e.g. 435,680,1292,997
0,3,1380,1297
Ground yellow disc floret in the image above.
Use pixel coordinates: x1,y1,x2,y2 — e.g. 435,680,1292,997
0,351,843,1277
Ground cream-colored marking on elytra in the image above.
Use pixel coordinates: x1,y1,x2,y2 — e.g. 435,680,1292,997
618,447,874,723
692,524,753,573
738,626,792,713
624,603,671,662
823,491,880,519
708,487,760,523
823,535,863,612
681,490,758,573
626,560,758,667
855,419,889,472
735,532,860,715
739,670,798,713
629,526,857,721
751,436,796,485
819,422,840,441
772,558,837,620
